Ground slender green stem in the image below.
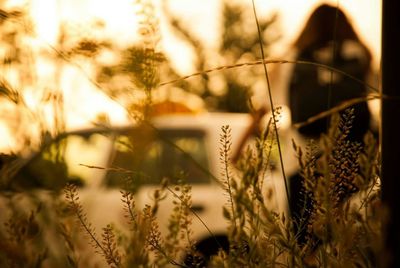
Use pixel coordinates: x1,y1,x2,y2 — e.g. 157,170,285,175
327,1,341,130
251,0,290,206
157,59,379,93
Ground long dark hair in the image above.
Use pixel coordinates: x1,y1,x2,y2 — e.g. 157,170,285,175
289,4,372,141
293,4,371,65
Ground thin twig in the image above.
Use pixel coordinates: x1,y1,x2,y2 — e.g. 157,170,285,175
326,1,341,130
157,59,379,93
293,95,378,129
251,0,290,205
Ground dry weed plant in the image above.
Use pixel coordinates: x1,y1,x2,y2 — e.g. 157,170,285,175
63,176,199,268
209,109,381,267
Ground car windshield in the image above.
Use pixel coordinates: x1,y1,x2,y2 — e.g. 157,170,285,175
104,126,211,191
11,125,211,191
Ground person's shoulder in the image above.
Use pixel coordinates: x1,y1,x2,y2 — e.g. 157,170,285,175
269,48,299,72
283,48,299,61
341,39,370,61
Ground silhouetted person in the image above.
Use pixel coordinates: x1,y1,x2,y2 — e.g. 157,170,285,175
289,4,371,141
286,3,372,246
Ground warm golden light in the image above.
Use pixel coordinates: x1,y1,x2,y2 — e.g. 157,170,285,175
0,0,382,153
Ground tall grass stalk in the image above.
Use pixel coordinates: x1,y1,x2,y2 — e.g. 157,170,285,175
251,0,289,208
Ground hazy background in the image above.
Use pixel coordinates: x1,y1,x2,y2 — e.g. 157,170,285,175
0,0,381,152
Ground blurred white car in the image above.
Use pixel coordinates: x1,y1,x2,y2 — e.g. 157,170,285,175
1,111,297,265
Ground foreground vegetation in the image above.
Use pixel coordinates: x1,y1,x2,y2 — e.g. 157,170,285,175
0,109,382,267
